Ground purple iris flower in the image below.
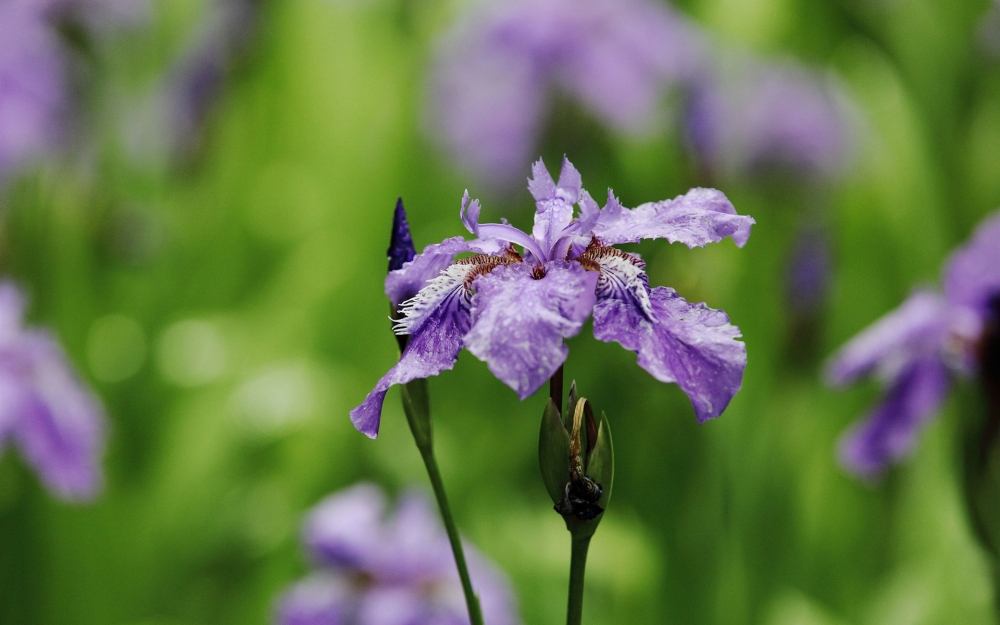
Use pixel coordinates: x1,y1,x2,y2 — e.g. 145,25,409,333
685,55,853,181
275,483,520,625
427,0,706,190
352,157,753,438
826,211,1000,478
0,281,106,500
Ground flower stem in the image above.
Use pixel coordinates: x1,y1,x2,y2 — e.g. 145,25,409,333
550,364,564,411
566,534,592,625
400,380,484,625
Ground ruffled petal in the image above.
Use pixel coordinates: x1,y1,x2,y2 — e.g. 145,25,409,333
944,210,1000,316
824,291,951,386
838,357,950,477
593,286,746,421
353,265,476,438
10,332,106,500
384,237,475,309
302,483,387,570
591,188,754,248
530,158,581,256
275,573,351,625
465,261,598,399
460,190,482,235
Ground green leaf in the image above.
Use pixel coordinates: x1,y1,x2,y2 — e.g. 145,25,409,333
588,412,614,511
539,398,571,505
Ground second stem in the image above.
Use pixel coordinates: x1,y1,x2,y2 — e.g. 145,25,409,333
567,534,592,625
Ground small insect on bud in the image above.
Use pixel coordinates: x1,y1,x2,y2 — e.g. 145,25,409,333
539,384,614,534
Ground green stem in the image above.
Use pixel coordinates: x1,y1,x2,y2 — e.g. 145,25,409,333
400,379,484,625
418,445,485,625
566,534,592,625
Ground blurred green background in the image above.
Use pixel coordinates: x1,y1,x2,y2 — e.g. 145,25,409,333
2,0,1000,623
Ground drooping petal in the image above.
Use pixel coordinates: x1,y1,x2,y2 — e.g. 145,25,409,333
579,245,653,319
838,357,950,477
9,332,106,500
384,237,474,309
465,261,598,399
944,210,1000,316
593,286,746,422
824,291,951,386
302,483,387,570
388,198,417,273
353,264,477,438
591,188,754,248
275,573,351,625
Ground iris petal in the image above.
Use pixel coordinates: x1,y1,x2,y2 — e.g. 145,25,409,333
592,187,753,248
593,286,746,422
465,261,597,399
838,357,950,478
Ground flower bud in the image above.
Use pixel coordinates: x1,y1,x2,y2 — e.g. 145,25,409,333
538,383,614,537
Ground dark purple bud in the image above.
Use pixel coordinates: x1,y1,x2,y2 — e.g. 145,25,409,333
786,227,831,315
388,197,416,273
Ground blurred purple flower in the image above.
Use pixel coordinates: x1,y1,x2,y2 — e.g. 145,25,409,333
353,157,753,437
978,0,1000,60
685,56,854,181
275,483,520,625
0,0,70,183
123,0,257,160
427,0,706,190
0,0,147,184
825,211,1000,478
0,281,106,500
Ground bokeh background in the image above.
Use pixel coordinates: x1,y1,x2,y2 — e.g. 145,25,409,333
2,0,1000,623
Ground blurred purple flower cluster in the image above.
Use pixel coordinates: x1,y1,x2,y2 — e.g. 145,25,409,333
427,0,855,190
0,282,105,500
685,57,853,182
276,483,520,625
826,211,1000,477
0,0,145,185
427,0,706,190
